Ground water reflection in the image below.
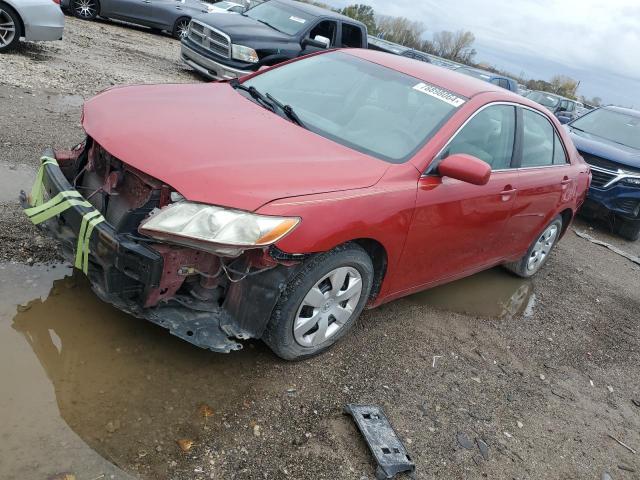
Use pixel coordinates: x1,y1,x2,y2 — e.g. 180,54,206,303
405,268,536,319
4,267,270,478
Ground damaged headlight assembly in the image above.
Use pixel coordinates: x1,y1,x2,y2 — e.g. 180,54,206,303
231,44,259,63
139,202,299,256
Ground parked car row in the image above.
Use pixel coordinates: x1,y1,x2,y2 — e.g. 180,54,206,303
0,0,65,52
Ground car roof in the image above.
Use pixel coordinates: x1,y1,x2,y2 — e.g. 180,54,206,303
603,105,640,118
345,49,517,99
273,0,366,25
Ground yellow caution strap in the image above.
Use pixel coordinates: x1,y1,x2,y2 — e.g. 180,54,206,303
75,210,105,274
30,156,59,207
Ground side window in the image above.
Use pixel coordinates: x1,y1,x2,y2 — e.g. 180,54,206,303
309,20,337,45
440,105,516,170
521,109,554,167
498,79,510,90
489,78,501,86
566,101,575,112
229,6,244,13
553,132,568,165
341,23,363,47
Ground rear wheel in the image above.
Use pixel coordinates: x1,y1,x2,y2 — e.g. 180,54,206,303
263,244,373,360
504,216,563,278
173,17,190,39
614,217,640,241
73,0,99,20
0,5,21,53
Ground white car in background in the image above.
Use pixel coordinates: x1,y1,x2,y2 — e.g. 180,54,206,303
206,1,246,13
0,0,64,52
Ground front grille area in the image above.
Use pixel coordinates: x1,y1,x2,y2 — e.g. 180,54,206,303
581,152,624,171
188,21,230,58
590,168,617,188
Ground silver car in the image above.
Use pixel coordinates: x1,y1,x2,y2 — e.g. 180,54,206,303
0,0,64,52
61,0,219,38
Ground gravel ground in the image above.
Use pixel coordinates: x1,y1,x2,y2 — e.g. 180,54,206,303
1,17,639,480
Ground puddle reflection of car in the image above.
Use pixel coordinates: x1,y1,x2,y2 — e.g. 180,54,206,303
567,106,640,240
61,0,220,38
21,49,589,360
0,0,65,53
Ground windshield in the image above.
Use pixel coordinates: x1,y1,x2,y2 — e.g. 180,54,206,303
244,2,313,35
215,1,235,8
241,52,464,163
571,108,640,150
527,91,561,108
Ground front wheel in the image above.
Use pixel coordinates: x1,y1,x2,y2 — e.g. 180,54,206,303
73,0,99,20
0,5,21,53
173,17,190,39
263,244,374,360
504,216,563,278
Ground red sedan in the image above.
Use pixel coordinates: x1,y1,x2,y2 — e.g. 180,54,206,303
22,49,590,360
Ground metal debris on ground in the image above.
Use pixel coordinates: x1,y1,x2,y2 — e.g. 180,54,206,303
607,434,637,454
344,404,416,480
573,229,640,266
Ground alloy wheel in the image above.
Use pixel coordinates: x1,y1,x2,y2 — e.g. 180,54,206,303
0,9,16,48
177,19,190,39
527,223,559,272
293,266,363,347
75,0,97,18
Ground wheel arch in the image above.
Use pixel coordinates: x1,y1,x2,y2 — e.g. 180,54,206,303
558,208,574,238
0,1,24,38
343,238,388,303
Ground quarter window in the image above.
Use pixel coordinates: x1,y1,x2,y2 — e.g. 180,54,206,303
521,109,554,167
440,105,516,170
553,132,568,165
341,23,363,48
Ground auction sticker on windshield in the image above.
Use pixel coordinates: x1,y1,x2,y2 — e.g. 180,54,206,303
413,82,466,107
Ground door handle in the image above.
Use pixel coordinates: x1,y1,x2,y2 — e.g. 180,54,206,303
560,176,572,185
500,185,516,202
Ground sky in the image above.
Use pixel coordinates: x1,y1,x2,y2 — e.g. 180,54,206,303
324,0,640,107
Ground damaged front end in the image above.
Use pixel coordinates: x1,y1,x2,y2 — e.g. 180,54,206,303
20,140,305,353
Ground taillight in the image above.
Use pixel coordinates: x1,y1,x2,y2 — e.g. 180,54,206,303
52,0,61,4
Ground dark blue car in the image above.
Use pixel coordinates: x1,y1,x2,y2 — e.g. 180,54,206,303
566,106,640,240
454,66,519,93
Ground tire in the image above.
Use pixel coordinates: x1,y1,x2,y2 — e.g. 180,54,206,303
504,216,563,278
172,16,190,39
0,4,21,53
614,217,640,241
263,243,374,360
73,0,99,20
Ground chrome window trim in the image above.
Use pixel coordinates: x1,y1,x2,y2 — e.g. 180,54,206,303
589,164,640,189
423,101,569,177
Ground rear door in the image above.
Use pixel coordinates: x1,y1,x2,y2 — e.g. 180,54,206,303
396,104,520,291
104,0,153,24
504,107,575,253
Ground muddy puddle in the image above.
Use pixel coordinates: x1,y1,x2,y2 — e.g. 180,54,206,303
0,262,275,480
0,165,36,203
405,268,536,319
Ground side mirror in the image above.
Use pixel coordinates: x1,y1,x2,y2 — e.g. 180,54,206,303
301,36,330,49
438,154,491,185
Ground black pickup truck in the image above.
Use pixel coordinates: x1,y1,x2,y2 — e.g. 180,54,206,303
181,0,368,80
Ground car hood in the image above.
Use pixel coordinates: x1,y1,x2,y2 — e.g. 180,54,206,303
566,126,640,170
191,12,292,43
82,83,389,211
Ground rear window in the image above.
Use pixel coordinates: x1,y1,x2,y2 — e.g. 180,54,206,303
242,51,465,163
341,23,363,48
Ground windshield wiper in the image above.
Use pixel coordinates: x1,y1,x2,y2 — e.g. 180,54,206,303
570,125,585,132
230,79,274,112
255,19,284,34
265,93,307,129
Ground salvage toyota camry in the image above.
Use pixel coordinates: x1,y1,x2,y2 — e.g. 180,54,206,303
21,49,590,360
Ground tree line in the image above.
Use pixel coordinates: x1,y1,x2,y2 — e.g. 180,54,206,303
300,1,599,103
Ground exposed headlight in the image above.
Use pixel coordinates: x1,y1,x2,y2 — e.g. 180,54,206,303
232,44,259,63
139,202,299,256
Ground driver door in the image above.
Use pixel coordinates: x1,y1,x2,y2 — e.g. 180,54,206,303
395,104,520,293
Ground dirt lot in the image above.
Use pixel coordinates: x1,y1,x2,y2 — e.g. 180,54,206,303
1,17,639,480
